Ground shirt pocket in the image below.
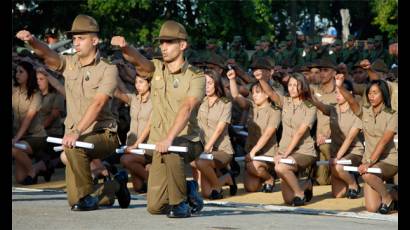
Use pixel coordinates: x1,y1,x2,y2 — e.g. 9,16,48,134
64,70,78,92
83,76,101,99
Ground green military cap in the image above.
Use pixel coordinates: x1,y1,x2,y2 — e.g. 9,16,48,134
265,57,275,67
285,34,294,41
260,35,269,42
371,59,388,73
204,53,226,69
233,35,242,43
65,14,99,35
279,41,287,48
347,34,355,41
388,37,397,44
207,38,217,45
249,57,272,70
155,20,188,40
333,39,342,46
255,40,261,45
316,57,338,70
367,38,375,44
374,35,383,42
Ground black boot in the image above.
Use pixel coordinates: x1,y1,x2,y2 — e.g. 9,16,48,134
71,195,99,211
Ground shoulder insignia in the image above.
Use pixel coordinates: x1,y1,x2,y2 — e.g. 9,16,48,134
329,102,338,106
188,65,203,75
383,107,396,114
303,100,314,108
220,97,231,104
363,104,371,109
100,57,113,65
271,103,281,110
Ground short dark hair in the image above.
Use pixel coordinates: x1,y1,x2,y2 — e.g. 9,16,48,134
204,69,225,98
366,79,391,109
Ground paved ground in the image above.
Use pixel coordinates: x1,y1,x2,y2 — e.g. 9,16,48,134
12,187,397,230
12,163,398,229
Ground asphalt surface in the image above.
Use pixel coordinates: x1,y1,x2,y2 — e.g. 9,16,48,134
12,187,397,230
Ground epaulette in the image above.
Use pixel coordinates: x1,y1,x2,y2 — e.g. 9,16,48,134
271,103,281,110
383,107,396,114
363,104,371,109
220,97,231,104
188,65,203,75
303,100,315,108
100,57,113,65
329,102,338,106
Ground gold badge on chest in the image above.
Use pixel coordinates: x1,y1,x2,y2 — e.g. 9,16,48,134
85,71,90,81
173,78,179,88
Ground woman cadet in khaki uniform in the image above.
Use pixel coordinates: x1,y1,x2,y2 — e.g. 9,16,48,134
33,68,66,182
259,72,317,206
114,74,153,193
192,69,236,200
227,67,281,193
311,79,365,199
12,61,47,185
336,74,398,214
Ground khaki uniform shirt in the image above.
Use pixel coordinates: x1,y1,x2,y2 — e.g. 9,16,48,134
125,93,152,145
279,96,317,157
355,105,397,166
39,92,65,136
53,52,118,135
311,84,337,137
328,105,364,157
245,101,281,156
148,59,205,143
197,97,233,154
12,87,46,137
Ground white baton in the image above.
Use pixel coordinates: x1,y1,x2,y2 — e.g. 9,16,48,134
325,139,332,144
14,142,28,150
199,153,214,160
343,166,382,174
115,148,145,155
53,146,64,152
316,159,352,165
138,143,188,153
46,137,94,149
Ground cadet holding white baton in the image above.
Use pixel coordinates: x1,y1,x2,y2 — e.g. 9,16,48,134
47,136,94,149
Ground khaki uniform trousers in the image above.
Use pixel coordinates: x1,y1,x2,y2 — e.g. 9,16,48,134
147,140,202,214
314,143,332,185
65,130,120,206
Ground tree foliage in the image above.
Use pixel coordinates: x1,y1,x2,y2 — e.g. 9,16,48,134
370,0,398,38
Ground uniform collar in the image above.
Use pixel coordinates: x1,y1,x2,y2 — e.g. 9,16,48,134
75,50,101,68
137,93,150,103
162,59,189,74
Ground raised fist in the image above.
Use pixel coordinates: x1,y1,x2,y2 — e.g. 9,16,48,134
226,69,236,80
16,30,34,42
111,36,128,48
335,73,344,88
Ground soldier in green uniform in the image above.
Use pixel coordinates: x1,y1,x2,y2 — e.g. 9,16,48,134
16,14,131,211
227,35,249,69
281,34,299,67
111,20,205,218
369,35,389,63
328,39,343,64
341,35,359,69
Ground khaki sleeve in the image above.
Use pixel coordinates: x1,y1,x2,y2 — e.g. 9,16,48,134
52,54,68,73
352,115,362,130
218,101,232,124
386,112,398,133
97,65,118,97
267,108,281,130
29,93,42,111
303,105,317,129
354,105,364,119
187,73,205,102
